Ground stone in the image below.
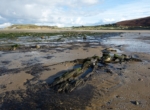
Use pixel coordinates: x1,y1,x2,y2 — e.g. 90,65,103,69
50,56,100,93
135,101,139,105
0,85,6,89
105,48,117,52
36,45,40,49
105,68,113,74
41,36,45,39
97,63,104,67
138,78,143,81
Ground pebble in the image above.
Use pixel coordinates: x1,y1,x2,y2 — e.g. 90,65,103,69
138,78,143,81
9,82,12,84
116,95,120,98
135,101,139,105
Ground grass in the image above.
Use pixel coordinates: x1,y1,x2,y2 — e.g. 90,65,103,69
72,25,150,30
6,24,59,29
0,32,104,39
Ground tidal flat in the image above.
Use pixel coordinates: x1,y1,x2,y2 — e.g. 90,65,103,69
0,30,150,110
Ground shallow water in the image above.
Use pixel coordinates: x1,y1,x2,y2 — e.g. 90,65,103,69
0,32,150,53
0,33,117,47
101,33,150,53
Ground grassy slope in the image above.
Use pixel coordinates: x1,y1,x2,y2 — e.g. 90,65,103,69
6,24,59,29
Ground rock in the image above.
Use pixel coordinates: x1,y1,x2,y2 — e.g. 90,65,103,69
138,78,143,81
105,68,113,74
130,55,142,62
101,51,112,63
83,35,86,40
36,45,40,49
41,36,45,39
9,82,12,84
135,101,139,105
116,95,120,98
131,101,140,105
104,48,117,52
102,50,111,54
50,56,100,93
0,85,6,89
97,63,104,67
104,57,112,62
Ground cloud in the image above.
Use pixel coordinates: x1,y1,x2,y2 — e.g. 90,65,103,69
82,0,99,5
94,0,150,24
0,0,104,27
0,22,12,28
0,0,149,27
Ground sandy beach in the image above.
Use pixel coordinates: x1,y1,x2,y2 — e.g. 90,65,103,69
0,31,150,110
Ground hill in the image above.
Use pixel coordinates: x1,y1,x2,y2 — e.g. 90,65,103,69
5,24,59,29
117,16,150,26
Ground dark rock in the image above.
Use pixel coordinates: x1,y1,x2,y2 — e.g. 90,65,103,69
130,101,140,105
0,85,6,89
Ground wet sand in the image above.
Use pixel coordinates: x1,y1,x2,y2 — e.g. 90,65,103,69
0,32,150,110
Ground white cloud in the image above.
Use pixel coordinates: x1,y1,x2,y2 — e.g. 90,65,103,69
0,0,104,26
0,0,149,26
103,18,115,23
94,0,150,24
82,0,99,5
0,23,12,28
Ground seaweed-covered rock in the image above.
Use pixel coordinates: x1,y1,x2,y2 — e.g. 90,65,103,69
50,56,100,93
101,51,112,63
50,48,142,93
101,48,142,64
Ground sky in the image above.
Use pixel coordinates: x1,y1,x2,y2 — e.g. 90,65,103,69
0,0,150,28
